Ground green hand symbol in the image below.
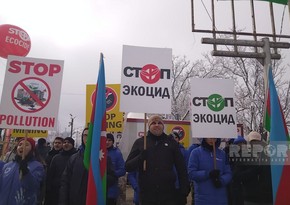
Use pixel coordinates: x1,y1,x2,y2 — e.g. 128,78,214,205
207,94,225,112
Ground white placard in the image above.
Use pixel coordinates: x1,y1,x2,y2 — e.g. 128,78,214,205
120,45,172,114
190,78,237,138
0,55,64,130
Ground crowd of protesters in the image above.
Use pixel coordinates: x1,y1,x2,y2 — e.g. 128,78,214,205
125,116,273,205
0,116,273,205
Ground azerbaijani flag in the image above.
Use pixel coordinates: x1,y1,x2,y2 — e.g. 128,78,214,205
264,66,290,205
84,53,107,205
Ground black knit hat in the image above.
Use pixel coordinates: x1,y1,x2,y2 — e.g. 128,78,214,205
64,137,75,146
106,133,115,143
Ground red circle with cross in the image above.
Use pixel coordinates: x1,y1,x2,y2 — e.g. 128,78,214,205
11,77,51,113
90,86,118,112
171,126,185,141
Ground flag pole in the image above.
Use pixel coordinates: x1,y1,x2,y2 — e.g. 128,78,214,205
19,129,28,180
288,0,290,23
288,0,290,27
262,38,272,126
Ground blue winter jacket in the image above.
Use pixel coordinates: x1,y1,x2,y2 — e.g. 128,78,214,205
0,159,45,205
107,146,126,199
188,139,232,205
128,171,139,204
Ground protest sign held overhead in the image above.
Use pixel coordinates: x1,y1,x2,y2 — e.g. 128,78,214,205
120,45,172,114
0,55,64,130
190,78,237,138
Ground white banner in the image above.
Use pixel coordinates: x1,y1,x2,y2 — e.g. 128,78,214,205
120,45,172,114
0,55,64,130
190,78,237,138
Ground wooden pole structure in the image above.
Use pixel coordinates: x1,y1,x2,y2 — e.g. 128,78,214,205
191,0,195,31
250,0,258,53
269,2,278,54
211,0,217,51
212,139,217,169
143,113,147,171
231,0,238,52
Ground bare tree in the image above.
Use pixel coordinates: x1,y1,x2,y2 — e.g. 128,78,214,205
171,55,228,120
213,53,290,133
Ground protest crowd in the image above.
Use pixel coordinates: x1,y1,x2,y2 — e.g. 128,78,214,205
0,115,274,205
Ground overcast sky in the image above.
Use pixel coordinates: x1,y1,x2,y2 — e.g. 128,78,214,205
0,0,289,132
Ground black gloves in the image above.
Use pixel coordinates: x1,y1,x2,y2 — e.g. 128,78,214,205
209,169,220,178
19,159,29,176
209,169,222,188
212,177,222,188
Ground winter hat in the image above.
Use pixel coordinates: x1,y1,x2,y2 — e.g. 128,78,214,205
107,133,115,143
64,137,75,146
18,138,36,150
248,131,262,142
148,115,164,127
233,136,247,145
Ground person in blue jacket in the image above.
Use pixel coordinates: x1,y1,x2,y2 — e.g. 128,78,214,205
187,140,200,205
0,137,45,205
188,138,232,205
127,171,139,205
106,133,126,205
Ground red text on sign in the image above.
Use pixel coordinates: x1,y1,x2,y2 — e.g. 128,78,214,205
8,60,61,77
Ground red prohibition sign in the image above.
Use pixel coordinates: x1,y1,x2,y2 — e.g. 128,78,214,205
90,86,118,112
172,126,185,141
105,87,117,111
140,64,161,84
11,77,51,113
